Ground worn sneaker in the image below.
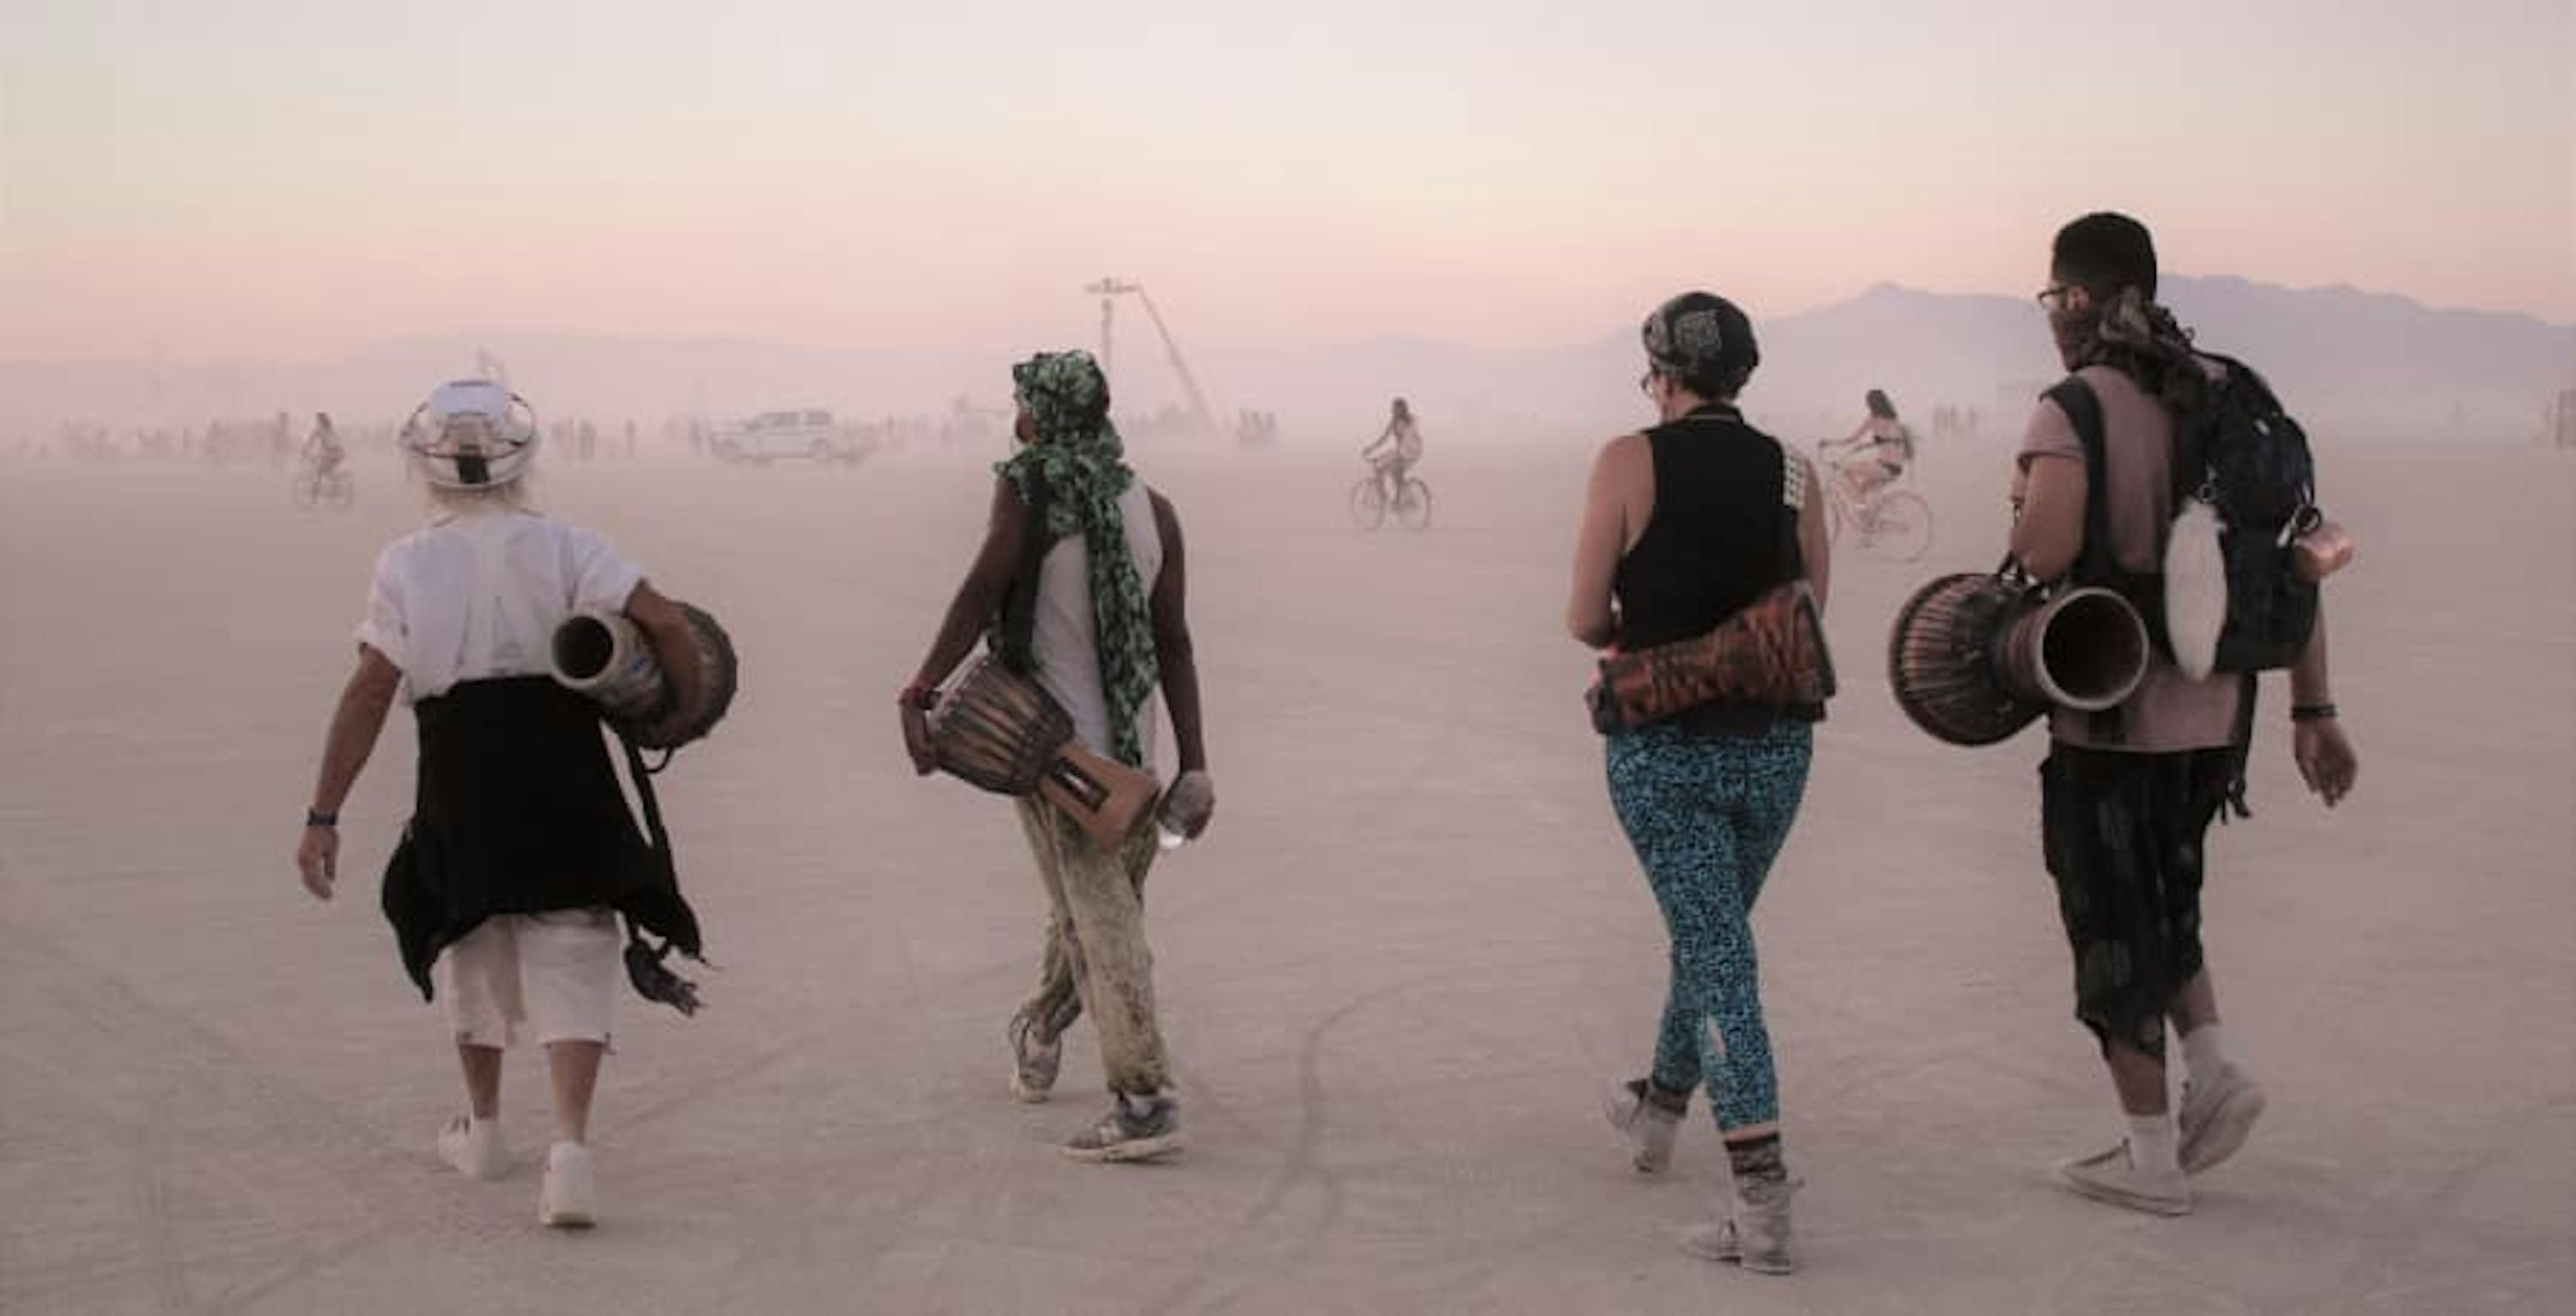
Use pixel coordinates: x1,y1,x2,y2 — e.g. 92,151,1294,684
2178,1063,2267,1175
2057,1141,2190,1216
1603,1079,1683,1174
436,1114,508,1180
537,1142,597,1228
1731,1174,1797,1275
1060,1091,1183,1163
1009,1010,1061,1105
1678,1218,1741,1263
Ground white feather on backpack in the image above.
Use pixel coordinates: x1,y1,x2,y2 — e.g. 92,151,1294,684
2163,496,2227,681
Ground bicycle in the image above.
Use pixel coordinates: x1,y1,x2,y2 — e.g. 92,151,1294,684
1814,444,1931,561
1349,464,1433,531
292,463,355,511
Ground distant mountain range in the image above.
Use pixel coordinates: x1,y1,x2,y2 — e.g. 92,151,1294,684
7,277,2569,446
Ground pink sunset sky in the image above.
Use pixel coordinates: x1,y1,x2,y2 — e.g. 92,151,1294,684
3,0,2569,362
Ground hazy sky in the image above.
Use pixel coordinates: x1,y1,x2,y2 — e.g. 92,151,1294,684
3,0,2569,361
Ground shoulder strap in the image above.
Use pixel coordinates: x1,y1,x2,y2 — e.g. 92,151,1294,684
2044,377,2119,586
2043,376,2138,745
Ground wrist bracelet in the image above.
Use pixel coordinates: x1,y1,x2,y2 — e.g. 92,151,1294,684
306,809,338,828
2290,702,2338,723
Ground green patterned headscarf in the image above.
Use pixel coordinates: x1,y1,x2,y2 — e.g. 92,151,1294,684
997,350,1160,768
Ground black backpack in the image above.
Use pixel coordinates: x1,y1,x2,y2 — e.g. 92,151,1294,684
2046,354,2320,675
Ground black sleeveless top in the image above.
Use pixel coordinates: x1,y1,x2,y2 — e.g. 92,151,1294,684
1612,404,1817,731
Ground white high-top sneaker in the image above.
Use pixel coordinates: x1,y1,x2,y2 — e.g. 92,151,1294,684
435,1115,508,1180
2178,1062,2268,1174
538,1143,598,1228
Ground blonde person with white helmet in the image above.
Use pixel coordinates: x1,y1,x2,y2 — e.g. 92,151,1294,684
294,379,711,1228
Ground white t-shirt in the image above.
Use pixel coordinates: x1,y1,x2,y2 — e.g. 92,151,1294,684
356,506,644,703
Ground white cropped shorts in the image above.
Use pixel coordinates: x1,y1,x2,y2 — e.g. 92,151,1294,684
440,908,620,1048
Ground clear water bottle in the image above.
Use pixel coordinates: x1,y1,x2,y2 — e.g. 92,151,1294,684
1155,771,1212,852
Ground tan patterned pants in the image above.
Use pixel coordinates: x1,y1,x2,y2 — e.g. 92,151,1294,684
1015,796,1169,1095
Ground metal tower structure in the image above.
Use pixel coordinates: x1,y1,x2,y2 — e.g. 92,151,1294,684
1083,277,1215,434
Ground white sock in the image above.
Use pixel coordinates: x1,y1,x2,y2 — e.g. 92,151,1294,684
2127,1113,2181,1176
2181,1025,2229,1078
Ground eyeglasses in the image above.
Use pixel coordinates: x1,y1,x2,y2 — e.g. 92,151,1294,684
1638,370,1659,396
2035,284,2075,308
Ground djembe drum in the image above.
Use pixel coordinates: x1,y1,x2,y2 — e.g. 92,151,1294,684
550,603,739,749
930,655,1160,849
1888,573,2148,747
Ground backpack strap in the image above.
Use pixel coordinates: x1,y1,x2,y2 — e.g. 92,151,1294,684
2044,376,2119,587
2043,375,2136,745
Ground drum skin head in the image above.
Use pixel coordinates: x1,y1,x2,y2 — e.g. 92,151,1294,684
1886,573,2045,747
629,603,738,750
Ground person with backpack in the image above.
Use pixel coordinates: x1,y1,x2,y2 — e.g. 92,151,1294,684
2009,213,2358,1216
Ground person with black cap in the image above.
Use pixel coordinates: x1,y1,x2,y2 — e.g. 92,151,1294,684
1566,292,1832,1276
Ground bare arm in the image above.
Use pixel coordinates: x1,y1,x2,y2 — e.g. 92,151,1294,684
899,478,1030,773
911,476,1031,689
2009,452,2087,583
1566,435,1645,648
296,645,402,899
624,580,707,735
1795,451,1832,613
2288,597,2357,805
1147,491,1207,775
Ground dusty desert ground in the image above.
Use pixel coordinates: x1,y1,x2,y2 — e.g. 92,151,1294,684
3,428,2570,1315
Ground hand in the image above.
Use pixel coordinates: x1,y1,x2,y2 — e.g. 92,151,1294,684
2294,719,2358,807
638,686,704,749
900,700,937,776
1160,769,1215,840
297,825,339,901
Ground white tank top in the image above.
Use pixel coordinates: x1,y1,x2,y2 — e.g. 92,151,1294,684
1030,482,1163,764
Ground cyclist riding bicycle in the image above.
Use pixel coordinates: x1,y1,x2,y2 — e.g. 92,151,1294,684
1820,388,1913,510
303,412,345,476
1361,397,1424,500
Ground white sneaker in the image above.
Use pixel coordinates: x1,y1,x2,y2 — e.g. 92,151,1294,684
436,1115,508,1180
1602,1079,1682,1174
2057,1140,2190,1216
1678,1218,1741,1263
2179,1063,2267,1175
538,1143,597,1228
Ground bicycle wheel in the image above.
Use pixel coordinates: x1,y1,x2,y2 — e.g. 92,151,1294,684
1394,478,1432,531
325,471,355,509
1348,476,1388,530
292,470,320,509
1869,490,1935,562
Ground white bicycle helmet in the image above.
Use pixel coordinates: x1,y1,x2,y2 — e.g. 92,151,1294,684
403,379,539,488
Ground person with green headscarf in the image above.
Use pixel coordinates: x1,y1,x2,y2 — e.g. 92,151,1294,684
900,349,1213,1162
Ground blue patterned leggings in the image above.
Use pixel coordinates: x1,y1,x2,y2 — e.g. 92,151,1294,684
1606,720,1813,1135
